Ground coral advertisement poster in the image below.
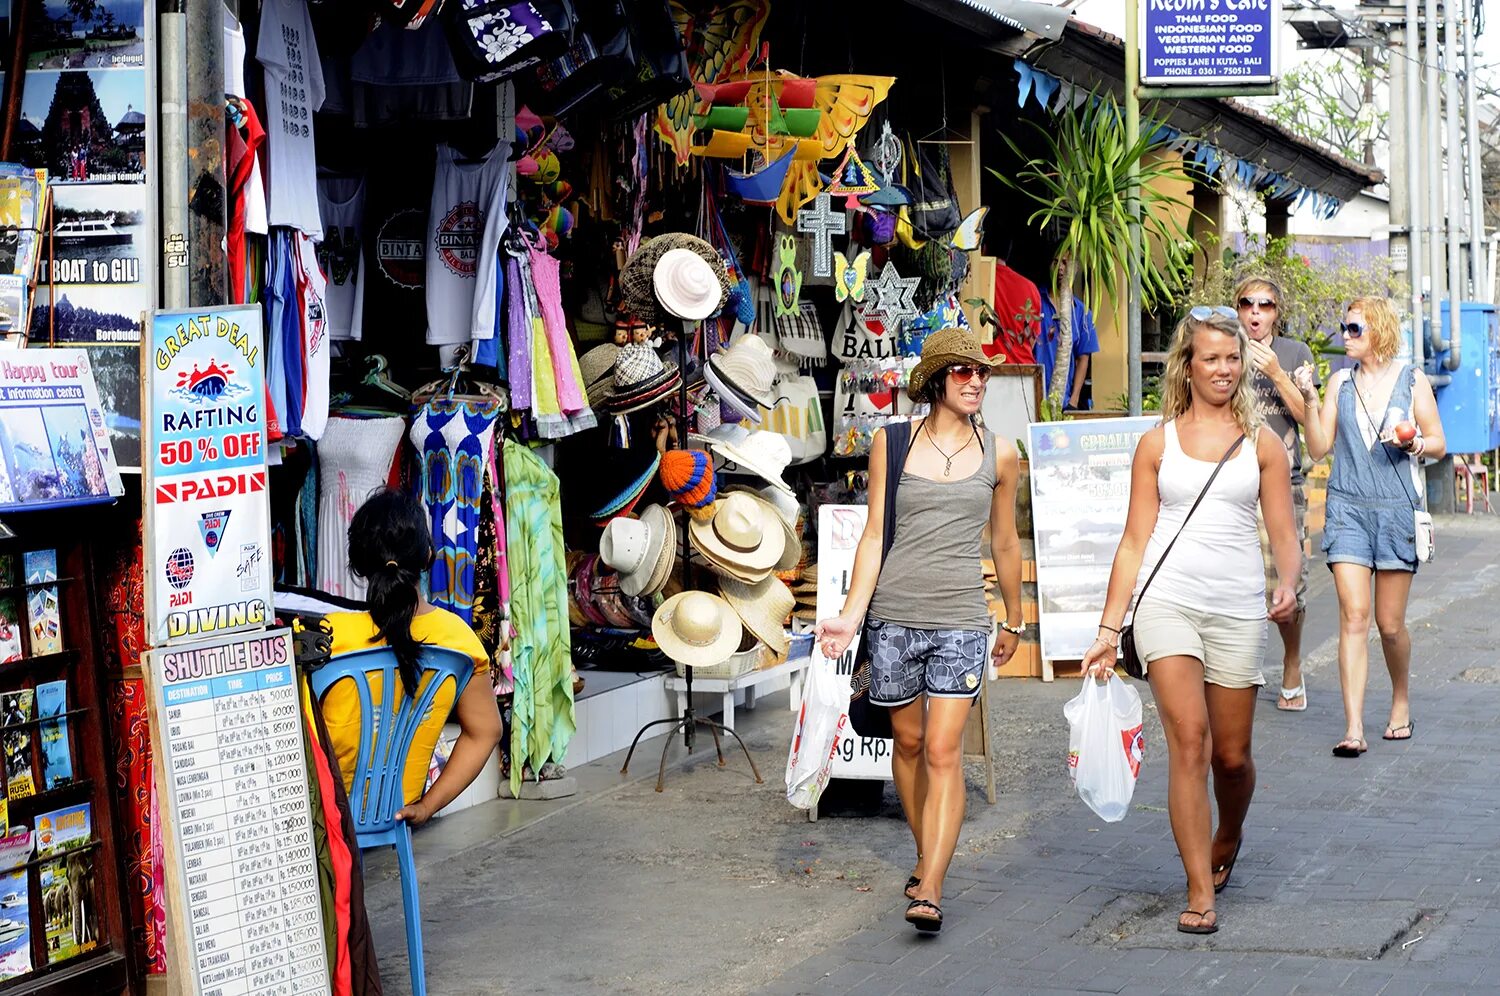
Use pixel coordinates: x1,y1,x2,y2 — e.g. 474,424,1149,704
0,348,124,510
145,307,270,647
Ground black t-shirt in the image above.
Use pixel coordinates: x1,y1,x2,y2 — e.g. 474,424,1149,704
360,144,435,375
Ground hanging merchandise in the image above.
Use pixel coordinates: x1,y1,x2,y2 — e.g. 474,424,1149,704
226,97,266,305
654,248,726,321
827,146,880,201
760,370,826,464
315,416,406,599
724,148,795,206
773,299,825,362
317,177,366,342
599,503,675,598
717,486,800,574
443,0,572,84
694,425,795,496
717,573,794,656
896,136,961,249
794,192,846,279
348,19,475,127
578,341,621,409
605,0,694,119
502,438,576,794
833,249,870,303
619,233,729,323
589,447,664,524
771,234,801,318
660,448,718,516
426,142,512,347
903,293,972,359
652,0,772,162
860,261,922,328
258,0,327,238
704,333,776,423
410,399,502,623
603,344,682,416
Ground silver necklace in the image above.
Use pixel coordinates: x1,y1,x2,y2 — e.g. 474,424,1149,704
924,421,975,477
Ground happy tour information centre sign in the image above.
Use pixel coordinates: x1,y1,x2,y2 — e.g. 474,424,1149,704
1141,0,1280,87
144,306,271,647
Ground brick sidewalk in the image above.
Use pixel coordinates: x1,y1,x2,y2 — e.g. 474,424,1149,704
761,516,1500,996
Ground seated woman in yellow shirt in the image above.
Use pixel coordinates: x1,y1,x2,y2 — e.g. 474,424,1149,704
320,488,503,827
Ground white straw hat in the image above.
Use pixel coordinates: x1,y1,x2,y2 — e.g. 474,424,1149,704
706,333,777,418
718,574,793,656
652,591,742,669
687,491,786,573
722,483,800,572
704,429,795,496
600,504,672,597
654,247,724,320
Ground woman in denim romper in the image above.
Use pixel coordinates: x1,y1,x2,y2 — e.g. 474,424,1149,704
1298,297,1446,758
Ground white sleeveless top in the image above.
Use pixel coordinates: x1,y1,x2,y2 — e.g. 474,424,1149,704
1135,421,1266,620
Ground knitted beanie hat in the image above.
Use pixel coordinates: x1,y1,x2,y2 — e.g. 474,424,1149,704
660,449,717,509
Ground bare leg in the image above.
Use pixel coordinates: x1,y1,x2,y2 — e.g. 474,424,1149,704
1373,569,1415,736
910,696,976,912
1204,683,1258,887
1276,609,1306,709
888,697,928,891
1331,562,1375,748
1147,655,1216,930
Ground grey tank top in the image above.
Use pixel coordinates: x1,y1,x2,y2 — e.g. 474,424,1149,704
867,426,997,632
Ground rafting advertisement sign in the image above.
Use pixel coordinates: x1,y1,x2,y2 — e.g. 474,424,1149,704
144,306,270,647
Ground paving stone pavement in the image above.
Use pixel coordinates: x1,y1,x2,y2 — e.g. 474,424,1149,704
759,515,1500,996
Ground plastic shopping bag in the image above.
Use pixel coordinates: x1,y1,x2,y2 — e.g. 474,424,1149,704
786,663,849,810
1064,673,1145,823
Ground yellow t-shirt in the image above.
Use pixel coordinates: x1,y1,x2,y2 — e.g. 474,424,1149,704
321,607,490,807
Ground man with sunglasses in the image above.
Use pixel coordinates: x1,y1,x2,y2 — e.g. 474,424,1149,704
1235,277,1317,713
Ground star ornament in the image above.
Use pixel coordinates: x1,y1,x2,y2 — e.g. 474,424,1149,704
861,261,920,327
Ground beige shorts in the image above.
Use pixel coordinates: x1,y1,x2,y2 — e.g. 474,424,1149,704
1258,482,1309,611
1131,597,1267,689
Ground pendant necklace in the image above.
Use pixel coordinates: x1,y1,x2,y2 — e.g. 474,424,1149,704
924,422,975,477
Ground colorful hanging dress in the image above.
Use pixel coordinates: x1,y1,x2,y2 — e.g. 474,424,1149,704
410,401,501,622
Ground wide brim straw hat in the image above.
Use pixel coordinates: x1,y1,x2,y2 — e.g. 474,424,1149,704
906,326,1006,401
605,364,682,415
702,358,765,424
620,233,729,321
687,491,786,573
717,574,793,656
578,342,620,394
688,546,774,585
723,483,800,572
706,333,777,408
701,428,795,497
652,590,742,669
640,504,678,596
591,448,663,522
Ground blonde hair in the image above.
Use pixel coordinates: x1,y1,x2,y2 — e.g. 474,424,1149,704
1159,311,1264,439
1347,296,1400,362
1232,275,1285,336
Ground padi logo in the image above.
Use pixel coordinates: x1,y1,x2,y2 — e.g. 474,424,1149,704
198,510,231,557
165,547,195,590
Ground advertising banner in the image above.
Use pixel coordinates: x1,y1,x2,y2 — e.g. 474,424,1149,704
1141,0,1279,87
144,307,270,647
1028,417,1158,661
813,504,892,781
0,348,124,510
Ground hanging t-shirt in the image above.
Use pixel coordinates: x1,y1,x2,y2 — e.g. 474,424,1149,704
257,0,326,238
425,143,510,346
361,145,433,370
293,231,331,440
317,177,366,341
225,7,268,235
990,262,1041,365
1037,289,1100,408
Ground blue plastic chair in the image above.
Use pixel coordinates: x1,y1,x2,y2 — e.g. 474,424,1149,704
308,645,474,996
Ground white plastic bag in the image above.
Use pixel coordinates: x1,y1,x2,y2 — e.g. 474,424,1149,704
786,663,849,810
1064,673,1145,823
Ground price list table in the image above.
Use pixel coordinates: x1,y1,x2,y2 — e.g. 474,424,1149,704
159,635,330,996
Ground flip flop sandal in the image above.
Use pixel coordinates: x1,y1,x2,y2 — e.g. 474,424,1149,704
904,876,921,899
1332,738,1368,758
1177,909,1218,935
905,899,943,933
1213,838,1242,894
1276,684,1307,712
1383,720,1415,741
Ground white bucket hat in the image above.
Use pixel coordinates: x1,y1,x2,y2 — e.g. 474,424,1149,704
706,334,777,420
599,503,672,597
722,483,800,572
718,574,793,656
702,429,794,496
654,247,724,320
652,590,743,669
688,491,786,573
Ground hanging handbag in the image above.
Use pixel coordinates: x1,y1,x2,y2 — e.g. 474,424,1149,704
1353,365,1435,564
846,419,917,738
602,0,691,119
1119,434,1245,680
445,0,572,84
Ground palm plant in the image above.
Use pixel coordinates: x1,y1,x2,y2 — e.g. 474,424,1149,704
995,90,1193,408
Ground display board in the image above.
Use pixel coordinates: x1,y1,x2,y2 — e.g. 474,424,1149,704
981,363,1042,454
0,348,125,511
147,629,331,996
1141,0,1279,87
143,306,271,647
1027,417,1158,661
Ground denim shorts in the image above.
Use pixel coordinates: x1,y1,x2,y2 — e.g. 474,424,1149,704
1322,493,1417,573
865,619,988,707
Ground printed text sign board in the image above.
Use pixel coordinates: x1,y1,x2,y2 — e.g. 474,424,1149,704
0,348,124,511
145,306,271,646
148,629,331,996
1142,0,1279,86
814,505,892,780
1028,418,1158,661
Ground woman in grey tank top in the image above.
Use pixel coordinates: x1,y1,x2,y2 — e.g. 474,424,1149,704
816,328,1024,934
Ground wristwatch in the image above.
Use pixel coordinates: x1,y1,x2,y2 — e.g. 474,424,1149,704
998,621,1025,636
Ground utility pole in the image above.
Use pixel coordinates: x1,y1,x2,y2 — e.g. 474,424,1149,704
1443,0,1463,369
1390,23,1423,364
160,0,188,310
1424,0,1444,356
1404,0,1426,364
1462,2,1486,303
186,0,227,306
1125,0,1142,417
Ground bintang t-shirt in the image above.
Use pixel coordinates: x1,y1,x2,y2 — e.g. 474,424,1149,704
258,0,326,239
1254,335,1318,485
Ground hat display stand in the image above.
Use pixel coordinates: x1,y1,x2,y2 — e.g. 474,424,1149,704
621,316,764,793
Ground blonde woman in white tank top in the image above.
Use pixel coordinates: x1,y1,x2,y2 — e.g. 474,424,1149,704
1082,309,1302,936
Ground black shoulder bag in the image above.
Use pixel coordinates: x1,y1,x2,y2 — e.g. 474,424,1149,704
845,419,917,738
1120,433,1245,679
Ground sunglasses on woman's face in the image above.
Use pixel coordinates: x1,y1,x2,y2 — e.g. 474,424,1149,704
1340,322,1365,338
1189,305,1238,321
1238,296,1277,310
948,365,992,383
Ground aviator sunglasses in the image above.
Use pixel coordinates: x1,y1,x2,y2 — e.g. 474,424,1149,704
1188,305,1238,321
1238,296,1277,309
1340,321,1365,338
947,364,993,383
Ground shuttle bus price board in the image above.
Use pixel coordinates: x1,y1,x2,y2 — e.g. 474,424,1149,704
146,629,331,996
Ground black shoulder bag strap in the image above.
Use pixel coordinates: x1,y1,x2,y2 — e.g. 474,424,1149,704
880,419,916,558
1129,432,1247,616
1352,365,1422,513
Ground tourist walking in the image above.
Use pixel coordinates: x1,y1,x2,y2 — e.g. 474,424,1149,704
815,328,1024,934
1082,307,1301,935
1237,276,1318,712
1295,297,1445,757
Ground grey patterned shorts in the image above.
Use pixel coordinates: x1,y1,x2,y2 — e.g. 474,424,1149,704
865,619,988,706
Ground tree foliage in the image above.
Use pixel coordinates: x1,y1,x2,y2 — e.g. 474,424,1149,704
1262,57,1386,164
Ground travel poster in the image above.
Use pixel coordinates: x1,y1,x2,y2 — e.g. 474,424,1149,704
35,680,69,790
1,690,33,801
0,867,30,980
0,350,125,508
40,851,96,964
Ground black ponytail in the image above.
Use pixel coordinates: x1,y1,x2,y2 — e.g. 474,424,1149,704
347,488,432,698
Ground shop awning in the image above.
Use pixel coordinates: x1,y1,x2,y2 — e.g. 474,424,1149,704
902,0,1067,42
998,17,1384,209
